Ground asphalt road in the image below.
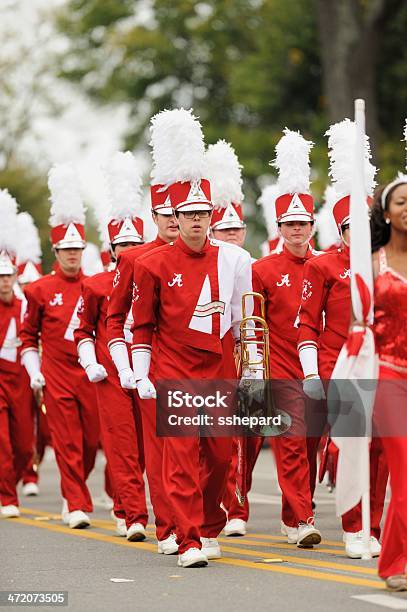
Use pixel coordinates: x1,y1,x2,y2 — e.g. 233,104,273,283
1,449,406,612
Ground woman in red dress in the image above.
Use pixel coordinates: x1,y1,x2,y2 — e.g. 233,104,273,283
371,176,407,591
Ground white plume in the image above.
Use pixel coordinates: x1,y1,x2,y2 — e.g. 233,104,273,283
48,163,85,227
81,243,104,276
271,128,313,194
103,151,143,221
0,189,19,254
150,108,206,186
257,183,279,239
316,185,341,250
16,212,42,264
205,140,243,208
325,118,377,197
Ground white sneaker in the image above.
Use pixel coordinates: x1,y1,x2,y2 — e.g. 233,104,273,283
1,505,20,518
61,499,70,525
177,548,208,568
343,531,381,558
200,537,221,559
281,521,298,544
68,511,90,529
22,482,39,497
224,518,247,537
157,533,179,555
126,523,146,542
297,522,321,548
115,518,127,537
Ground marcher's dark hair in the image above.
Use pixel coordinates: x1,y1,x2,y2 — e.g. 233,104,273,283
370,185,393,252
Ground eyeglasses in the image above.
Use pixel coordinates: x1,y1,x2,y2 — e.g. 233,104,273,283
180,210,211,219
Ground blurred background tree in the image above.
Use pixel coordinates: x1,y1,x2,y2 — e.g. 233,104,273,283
55,0,407,253
1,0,406,260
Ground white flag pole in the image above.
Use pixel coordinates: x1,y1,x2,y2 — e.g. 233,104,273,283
353,98,372,560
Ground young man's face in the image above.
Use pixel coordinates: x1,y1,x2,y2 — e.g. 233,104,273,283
211,227,246,247
113,241,142,259
152,211,179,242
55,248,83,274
177,210,212,242
279,221,313,246
0,274,15,300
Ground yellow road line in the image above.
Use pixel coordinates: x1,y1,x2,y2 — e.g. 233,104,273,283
9,517,384,589
217,536,347,556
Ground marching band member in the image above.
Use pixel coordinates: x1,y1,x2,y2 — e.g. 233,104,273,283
0,191,33,518
297,119,387,558
131,108,254,568
315,186,342,253
253,129,322,547
16,212,50,497
20,163,99,530
205,139,256,537
105,132,180,555
371,137,407,589
75,152,148,541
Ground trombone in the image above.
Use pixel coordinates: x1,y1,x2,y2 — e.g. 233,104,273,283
235,292,291,505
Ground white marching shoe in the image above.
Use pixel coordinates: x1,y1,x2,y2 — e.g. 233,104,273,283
22,482,39,497
224,518,247,537
126,523,146,542
297,522,322,547
281,521,298,544
200,537,221,559
178,548,208,568
157,533,179,555
343,531,381,558
61,499,70,525
68,511,90,529
113,516,127,537
1,505,20,518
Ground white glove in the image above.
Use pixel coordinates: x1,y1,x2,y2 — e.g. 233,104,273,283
242,367,263,380
21,350,45,390
30,371,46,391
85,363,108,383
136,377,156,400
303,376,326,400
118,368,138,390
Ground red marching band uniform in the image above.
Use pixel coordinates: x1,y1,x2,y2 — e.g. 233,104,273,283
0,191,33,517
75,151,149,541
20,164,100,529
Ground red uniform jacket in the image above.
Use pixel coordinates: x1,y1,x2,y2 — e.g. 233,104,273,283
20,268,85,370
106,236,167,349
297,246,351,378
0,296,25,375
253,245,318,379
74,271,115,372
131,237,252,380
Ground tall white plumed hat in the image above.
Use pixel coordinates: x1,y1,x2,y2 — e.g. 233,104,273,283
102,151,144,245
48,162,86,249
150,108,212,213
16,212,42,283
0,189,19,275
205,140,245,230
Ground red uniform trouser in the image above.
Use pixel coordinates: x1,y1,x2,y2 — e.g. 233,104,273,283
0,370,33,506
138,391,177,541
22,400,51,485
163,435,233,554
95,376,148,529
223,436,262,522
270,380,314,527
42,359,99,513
375,366,407,578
